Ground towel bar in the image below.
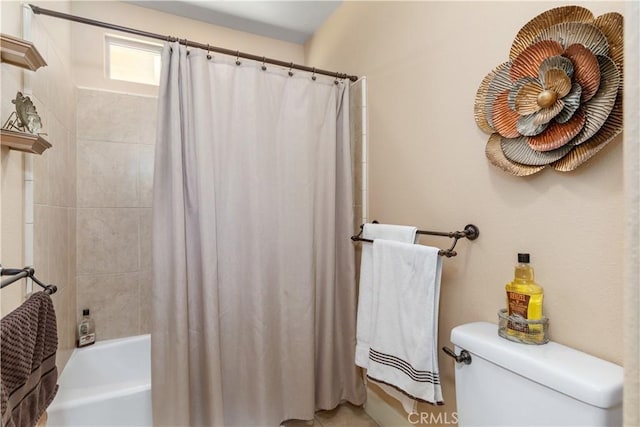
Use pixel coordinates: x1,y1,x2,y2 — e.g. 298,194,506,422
350,222,479,258
0,266,57,295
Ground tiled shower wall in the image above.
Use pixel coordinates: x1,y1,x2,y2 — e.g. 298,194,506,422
350,77,368,229
29,8,77,370
75,89,156,341
350,78,368,274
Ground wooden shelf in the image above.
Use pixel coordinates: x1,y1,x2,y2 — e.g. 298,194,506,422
1,33,47,71
0,34,49,155
1,129,51,154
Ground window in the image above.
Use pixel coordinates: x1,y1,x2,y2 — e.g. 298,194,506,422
106,35,162,86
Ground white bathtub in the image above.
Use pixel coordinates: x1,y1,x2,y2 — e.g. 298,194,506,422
47,334,152,427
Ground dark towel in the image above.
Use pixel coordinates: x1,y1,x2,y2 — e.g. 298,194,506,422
1,292,58,427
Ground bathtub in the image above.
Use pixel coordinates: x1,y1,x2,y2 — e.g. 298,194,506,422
46,334,152,427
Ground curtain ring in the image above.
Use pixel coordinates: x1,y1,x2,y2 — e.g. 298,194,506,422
261,56,267,71
311,67,316,81
334,71,340,85
181,38,190,55
206,44,212,60
288,62,294,77
236,50,241,66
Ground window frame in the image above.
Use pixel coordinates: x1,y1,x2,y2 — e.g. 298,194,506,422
105,34,162,86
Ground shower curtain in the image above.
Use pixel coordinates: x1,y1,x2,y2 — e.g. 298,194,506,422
151,42,365,426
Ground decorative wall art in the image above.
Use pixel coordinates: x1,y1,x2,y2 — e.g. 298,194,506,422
2,91,43,134
475,6,623,176
1,91,50,154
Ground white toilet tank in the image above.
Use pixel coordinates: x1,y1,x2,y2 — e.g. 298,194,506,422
450,322,623,427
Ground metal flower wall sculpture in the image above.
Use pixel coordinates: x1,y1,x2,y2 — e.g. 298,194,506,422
475,6,623,176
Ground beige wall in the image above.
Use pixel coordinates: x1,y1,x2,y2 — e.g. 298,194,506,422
1,0,78,370
623,1,640,424
306,0,625,423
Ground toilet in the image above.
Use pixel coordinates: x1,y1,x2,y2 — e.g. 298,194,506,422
449,322,623,426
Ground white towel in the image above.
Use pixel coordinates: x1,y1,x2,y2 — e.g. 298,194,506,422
366,239,444,405
355,223,418,414
355,223,417,367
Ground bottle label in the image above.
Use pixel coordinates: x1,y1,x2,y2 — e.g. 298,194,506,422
79,333,96,347
507,291,531,333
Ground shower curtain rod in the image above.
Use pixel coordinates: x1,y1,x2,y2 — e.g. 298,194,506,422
28,4,358,82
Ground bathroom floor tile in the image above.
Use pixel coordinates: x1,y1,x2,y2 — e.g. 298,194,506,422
315,403,379,427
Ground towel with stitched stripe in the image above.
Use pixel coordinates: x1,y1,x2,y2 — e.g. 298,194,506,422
1,291,59,427
366,239,444,405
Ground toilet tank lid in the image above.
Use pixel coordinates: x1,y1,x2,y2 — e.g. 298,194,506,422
450,322,622,409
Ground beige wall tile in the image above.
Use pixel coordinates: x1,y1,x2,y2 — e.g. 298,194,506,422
75,90,156,341
48,206,69,289
66,129,77,208
39,1,73,61
77,140,139,208
77,208,140,274
350,102,363,208
52,284,76,369
138,145,155,208
353,207,363,236
67,208,76,291
51,208,78,369
33,147,50,206
64,208,78,354
30,62,50,111
139,208,152,271
47,45,74,128
352,142,363,208
66,208,78,319
77,272,140,341
350,80,363,108
47,205,75,367
30,16,50,67
47,117,70,207
76,89,157,145
138,269,152,335
1,64,23,121
349,103,363,146
34,204,50,280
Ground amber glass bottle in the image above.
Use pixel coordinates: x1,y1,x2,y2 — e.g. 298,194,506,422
77,309,96,347
505,253,544,342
